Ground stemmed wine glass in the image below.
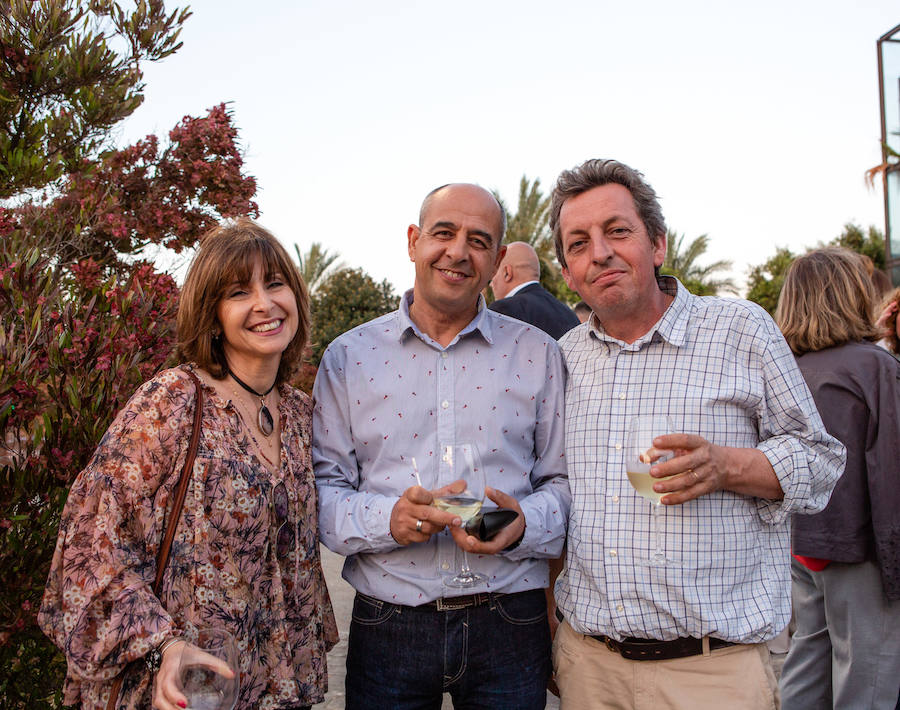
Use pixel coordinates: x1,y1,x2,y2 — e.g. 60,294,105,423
178,628,239,710
432,442,487,588
625,415,674,564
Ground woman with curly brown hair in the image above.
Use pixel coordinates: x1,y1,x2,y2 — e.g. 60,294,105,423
876,286,900,357
776,247,900,709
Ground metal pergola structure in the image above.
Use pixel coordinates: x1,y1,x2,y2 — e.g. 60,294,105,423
878,23,900,286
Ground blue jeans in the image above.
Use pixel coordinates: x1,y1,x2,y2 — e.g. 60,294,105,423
345,589,551,710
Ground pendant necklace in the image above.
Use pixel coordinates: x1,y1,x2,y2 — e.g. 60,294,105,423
228,370,276,436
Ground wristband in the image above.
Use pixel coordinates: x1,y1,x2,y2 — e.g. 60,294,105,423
145,636,182,673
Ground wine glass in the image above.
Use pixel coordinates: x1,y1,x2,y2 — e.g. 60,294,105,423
432,442,487,588
178,628,239,710
625,415,674,564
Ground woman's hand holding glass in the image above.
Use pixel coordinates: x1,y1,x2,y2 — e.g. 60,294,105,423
153,629,238,710
153,638,188,710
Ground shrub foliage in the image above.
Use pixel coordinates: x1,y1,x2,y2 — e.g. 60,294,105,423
309,267,400,366
0,227,180,705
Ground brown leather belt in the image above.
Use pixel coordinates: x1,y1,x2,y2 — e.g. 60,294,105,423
556,608,736,661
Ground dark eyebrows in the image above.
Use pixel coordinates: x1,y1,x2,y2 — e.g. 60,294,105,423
426,220,497,247
427,220,459,232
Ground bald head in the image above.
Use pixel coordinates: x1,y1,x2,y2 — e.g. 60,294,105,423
418,183,506,243
490,241,541,300
504,242,540,276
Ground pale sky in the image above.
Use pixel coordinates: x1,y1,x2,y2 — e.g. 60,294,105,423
120,0,900,295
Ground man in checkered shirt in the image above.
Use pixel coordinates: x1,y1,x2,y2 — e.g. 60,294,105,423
548,159,845,709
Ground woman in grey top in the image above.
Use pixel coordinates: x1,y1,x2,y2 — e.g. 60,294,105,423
776,247,900,709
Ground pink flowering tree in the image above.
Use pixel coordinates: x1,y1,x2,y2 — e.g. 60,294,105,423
0,3,258,705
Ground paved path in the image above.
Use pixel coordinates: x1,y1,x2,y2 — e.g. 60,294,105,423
314,544,782,708
315,546,352,710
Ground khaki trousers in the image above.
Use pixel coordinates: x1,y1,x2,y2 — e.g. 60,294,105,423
553,620,780,710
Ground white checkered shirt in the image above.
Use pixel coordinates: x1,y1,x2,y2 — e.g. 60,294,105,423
555,277,844,643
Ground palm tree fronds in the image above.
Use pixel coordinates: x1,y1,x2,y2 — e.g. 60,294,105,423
294,242,345,294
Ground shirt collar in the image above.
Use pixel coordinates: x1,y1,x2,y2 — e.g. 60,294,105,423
587,276,692,348
398,289,494,347
504,280,540,299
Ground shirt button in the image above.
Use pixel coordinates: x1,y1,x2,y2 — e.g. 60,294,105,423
609,549,617,557
441,352,448,359
441,400,449,409
441,563,450,570
617,605,624,612
611,495,619,503
615,444,622,451
619,393,626,400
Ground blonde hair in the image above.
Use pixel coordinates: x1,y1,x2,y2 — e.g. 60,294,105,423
776,247,880,355
879,286,900,355
177,219,310,384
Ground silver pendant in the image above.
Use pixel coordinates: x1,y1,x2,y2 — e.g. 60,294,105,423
258,403,274,436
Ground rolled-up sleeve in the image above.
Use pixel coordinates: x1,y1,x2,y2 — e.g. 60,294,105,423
754,326,845,525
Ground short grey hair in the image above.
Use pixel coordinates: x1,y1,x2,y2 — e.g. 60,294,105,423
549,159,666,268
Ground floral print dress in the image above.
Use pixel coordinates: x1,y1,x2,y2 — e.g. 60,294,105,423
39,365,338,709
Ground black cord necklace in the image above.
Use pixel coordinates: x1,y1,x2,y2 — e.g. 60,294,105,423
229,370,276,436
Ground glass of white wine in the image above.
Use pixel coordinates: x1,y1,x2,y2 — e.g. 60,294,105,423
625,415,675,563
178,628,239,710
432,442,487,588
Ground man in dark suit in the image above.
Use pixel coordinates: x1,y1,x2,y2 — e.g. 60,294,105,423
489,241,580,339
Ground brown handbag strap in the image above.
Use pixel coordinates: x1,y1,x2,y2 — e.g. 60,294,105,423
106,370,203,710
152,369,203,593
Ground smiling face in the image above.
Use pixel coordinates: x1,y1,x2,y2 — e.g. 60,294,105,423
216,259,299,375
407,184,506,333
559,183,668,341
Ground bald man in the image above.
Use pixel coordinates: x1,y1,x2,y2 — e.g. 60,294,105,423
489,241,580,339
313,185,570,709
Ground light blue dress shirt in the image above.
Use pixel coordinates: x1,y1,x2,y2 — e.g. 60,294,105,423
313,290,571,605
